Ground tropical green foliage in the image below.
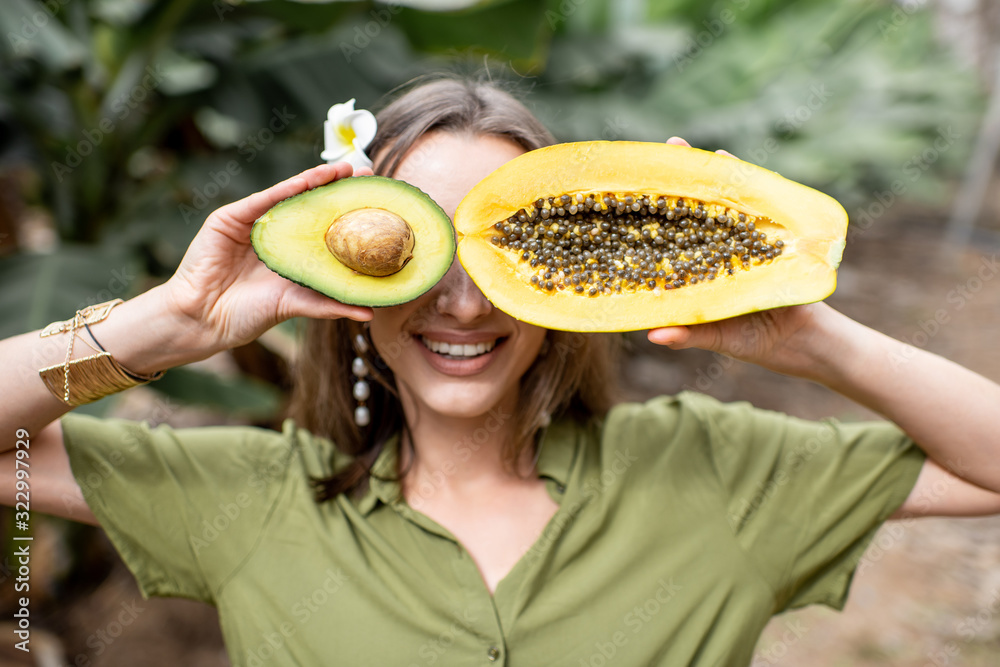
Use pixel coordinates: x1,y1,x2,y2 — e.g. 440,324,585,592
0,0,984,415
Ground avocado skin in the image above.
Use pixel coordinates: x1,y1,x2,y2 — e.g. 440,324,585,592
251,175,455,307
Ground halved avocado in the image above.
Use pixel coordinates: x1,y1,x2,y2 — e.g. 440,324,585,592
251,175,455,306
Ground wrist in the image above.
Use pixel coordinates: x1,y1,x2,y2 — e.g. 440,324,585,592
789,304,880,388
90,285,221,375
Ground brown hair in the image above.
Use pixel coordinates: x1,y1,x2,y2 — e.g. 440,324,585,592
291,75,622,503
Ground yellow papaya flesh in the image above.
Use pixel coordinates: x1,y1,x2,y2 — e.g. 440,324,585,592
453,142,848,332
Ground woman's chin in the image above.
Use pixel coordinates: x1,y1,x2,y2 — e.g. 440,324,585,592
414,388,510,423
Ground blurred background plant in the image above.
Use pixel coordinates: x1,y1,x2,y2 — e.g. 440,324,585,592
1,0,998,664
0,0,985,360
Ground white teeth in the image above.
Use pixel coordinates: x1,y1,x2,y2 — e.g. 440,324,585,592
421,336,498,357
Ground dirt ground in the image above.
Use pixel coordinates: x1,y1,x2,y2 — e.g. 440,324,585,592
6,211,1000,666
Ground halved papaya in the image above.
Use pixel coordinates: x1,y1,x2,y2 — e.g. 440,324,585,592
453,142,848,332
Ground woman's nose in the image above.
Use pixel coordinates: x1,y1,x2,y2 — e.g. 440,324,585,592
432,259,493,323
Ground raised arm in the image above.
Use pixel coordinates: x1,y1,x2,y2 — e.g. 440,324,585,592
0,162,373,520
645,137,1000,518
649,288,1000,518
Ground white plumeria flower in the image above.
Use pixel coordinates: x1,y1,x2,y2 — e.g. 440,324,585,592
320,98,377,169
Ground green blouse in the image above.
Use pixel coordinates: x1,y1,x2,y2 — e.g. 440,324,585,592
61,391,925,667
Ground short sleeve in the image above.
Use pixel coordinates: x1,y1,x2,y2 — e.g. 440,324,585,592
60,414,300,603
684,392,926,612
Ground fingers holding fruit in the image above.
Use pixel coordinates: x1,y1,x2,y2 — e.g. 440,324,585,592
164,164,374,352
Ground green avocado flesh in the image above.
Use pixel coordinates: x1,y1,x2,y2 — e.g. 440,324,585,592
251,176,455,307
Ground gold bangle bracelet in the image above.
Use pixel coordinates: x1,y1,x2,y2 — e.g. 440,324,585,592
39,353,164,407
38,299,164,406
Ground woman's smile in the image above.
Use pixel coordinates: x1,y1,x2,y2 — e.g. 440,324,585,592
415,332,509,376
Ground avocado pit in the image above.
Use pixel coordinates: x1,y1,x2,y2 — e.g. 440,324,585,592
325,208,415,277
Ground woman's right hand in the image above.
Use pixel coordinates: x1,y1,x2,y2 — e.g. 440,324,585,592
164,162,374,355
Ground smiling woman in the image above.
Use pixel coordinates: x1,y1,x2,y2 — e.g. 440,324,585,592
2,75,1000,667
296,82,619,507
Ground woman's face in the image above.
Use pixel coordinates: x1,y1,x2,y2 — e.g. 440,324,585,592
368,131,548,420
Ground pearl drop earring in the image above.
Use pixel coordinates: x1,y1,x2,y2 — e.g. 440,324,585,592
352,333,371,427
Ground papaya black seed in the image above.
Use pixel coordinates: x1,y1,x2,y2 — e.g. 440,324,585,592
496,192,784,294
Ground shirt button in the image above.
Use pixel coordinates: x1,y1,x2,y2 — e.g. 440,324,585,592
556,484,566,493
487,645,501,661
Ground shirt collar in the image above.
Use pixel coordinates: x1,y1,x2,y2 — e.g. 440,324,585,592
355,433,401,515
354,417,580,516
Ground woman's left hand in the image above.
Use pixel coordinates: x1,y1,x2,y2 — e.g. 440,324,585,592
647,302,836,380
646,137,839,379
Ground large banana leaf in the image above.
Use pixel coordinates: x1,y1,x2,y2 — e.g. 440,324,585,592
150,366,282,418
0,243,141,338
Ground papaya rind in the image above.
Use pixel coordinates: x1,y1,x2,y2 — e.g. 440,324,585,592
453,142,848,332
